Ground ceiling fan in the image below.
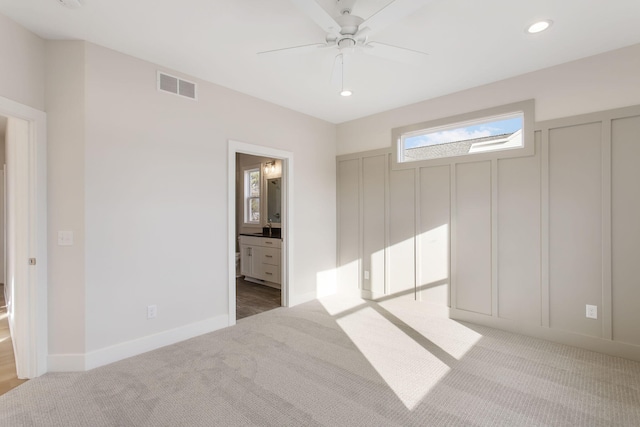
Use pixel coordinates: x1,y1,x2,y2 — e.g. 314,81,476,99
258,0,433,96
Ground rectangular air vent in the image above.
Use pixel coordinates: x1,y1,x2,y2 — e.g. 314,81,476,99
157,71,197,100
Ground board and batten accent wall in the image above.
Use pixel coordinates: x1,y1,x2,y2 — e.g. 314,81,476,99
336,104,640,361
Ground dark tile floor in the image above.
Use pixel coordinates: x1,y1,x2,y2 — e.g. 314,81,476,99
236,277,281,320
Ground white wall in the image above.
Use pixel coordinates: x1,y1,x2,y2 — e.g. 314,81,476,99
77,43,336,361
45,41,86,362
337,43,640,155
1,11,336,370
0,13,45,111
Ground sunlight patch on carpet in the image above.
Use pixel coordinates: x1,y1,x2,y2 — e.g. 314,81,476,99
378,299,482,360
336,306,450,410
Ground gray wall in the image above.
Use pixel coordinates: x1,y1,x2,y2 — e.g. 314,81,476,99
337,104,640,361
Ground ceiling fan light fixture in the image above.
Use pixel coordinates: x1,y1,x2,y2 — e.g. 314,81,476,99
527,19,552,34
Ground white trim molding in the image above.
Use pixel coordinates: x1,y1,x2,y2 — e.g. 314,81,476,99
227,140,294,326
0,95,47,378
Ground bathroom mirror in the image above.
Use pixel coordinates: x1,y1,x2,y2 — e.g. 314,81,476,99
267,177,281,224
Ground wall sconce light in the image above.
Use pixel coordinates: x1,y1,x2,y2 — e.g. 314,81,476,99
264,161,276,174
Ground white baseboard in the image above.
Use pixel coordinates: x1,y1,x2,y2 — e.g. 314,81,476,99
450,308,640,362
48,315,229,372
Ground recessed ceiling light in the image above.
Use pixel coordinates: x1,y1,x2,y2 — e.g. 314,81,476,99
340,90,353,97
527,20,553,34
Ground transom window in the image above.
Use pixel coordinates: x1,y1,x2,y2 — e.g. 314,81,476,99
392,100,534,168
401,114,523,162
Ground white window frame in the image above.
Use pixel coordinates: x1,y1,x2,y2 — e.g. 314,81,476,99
391,99,535,170
243,166,261,225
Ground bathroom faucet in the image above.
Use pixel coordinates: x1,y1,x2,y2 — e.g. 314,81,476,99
266,221,272,237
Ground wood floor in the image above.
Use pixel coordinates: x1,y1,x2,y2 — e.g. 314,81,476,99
236,277,281,320
0,284,27,396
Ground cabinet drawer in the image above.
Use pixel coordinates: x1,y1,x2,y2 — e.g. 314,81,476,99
259,237,281,249
261,247,281,265
239,235,282,248
262,264,281,284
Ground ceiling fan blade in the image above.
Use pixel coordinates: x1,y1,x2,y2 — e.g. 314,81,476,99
258,43,329,56
364,41,429,64
289,0,342,36
360,0,434,36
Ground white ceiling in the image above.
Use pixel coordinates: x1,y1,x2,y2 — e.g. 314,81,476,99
1,0,640,123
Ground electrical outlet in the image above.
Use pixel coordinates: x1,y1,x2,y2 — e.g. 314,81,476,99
586,304,597,319
147,305,157,319
364,270,370,280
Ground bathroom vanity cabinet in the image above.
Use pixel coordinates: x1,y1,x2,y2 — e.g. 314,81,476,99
239,235,281,287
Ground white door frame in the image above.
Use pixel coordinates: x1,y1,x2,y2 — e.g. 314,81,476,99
227,140,293,325
0,96,47,378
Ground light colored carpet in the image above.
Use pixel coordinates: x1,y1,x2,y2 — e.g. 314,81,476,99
1,294,639,426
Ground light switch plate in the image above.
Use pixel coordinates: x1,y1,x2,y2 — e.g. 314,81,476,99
586,304,598,319
58,230,74,246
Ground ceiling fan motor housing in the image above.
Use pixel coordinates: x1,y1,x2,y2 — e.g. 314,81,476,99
337,13,363,36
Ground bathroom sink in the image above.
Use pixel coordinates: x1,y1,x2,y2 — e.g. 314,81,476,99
240,229,281,238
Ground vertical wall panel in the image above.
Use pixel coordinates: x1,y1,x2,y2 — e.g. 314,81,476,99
419,166,450,306
498,137,541,323
549,122,602,337
612,115,640,345
362,155,386,294
456,161,492,315
337,159,360,291
389,166,415,299
336,105,640,361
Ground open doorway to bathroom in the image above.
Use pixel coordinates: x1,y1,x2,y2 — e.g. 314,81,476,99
227,140,292,325
235,153,282,319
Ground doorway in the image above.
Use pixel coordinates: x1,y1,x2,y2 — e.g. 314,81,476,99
0,97,48,380
0,116,22,393
235,153,282,320
227,140,293,325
